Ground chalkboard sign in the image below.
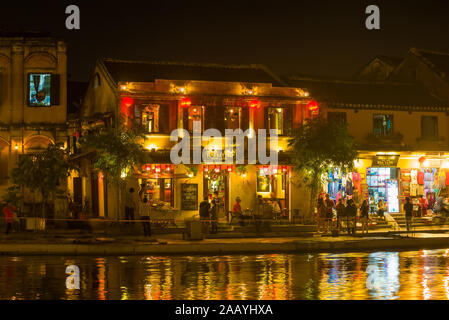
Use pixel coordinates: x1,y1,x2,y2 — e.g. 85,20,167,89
181,183,198,211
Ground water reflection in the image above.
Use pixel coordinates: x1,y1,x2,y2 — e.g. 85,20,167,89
1,249,449,299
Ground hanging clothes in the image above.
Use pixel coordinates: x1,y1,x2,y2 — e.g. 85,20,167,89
346,178,353,196
411,169,418,184
417,171,425,185
352,172,362,194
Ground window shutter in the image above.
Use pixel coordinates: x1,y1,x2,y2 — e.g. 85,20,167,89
159,104,170,133
50,74,60,105
169,102,177,132
204,105,216,130
284,106,293,135
264,107,269,131
241,107,249,132
215,106,225,134
183,108,189,131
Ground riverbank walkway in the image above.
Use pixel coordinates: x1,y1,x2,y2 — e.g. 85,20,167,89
1,225,449,255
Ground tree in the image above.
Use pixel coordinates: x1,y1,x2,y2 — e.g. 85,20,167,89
10,144,76,218
288,117,358,217
79,125,150,219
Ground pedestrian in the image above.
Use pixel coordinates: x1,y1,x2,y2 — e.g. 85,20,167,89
316,196,325,232
125,187,136,226
199,196,211,234
324,194,335,233
404,197,413,233
336,198,346,232
232,196,245,226
139,196,152,237
346,199,357,235
210,199,218,234
360,200,369,234
2,202,16,235
377,199,385,221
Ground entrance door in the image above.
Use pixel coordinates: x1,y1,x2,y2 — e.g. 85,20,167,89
203,170,229,220
73,177,82,205
91,176,99,217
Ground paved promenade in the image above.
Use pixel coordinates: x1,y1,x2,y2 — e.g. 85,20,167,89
1,226,449,255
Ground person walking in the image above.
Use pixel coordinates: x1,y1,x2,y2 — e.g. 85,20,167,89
139,197,152,237
336,198,346,232
324,194,335,233
360,200,370,234
125,187,136,226
377,199,385,221
2,202,16,235
404,197,414,234
199,197,211,234
316,196,325,233
210,199,218,234
346,199,357,235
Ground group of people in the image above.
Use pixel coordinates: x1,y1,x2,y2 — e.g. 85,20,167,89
125,187,152,237
199,196,219,234
316,193,371,234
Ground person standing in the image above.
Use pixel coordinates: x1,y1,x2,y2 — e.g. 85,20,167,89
2,202,16,235
210,199,218,234
125,188,136,226
346,199,357,235
336,198,346,232
324,194,335,232
316,196,325,233
199,197,211,234
404,197,414,233
360,200,369,234
377,199,385,221
139,197,152,237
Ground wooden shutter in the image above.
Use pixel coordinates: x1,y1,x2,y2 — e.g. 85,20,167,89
284,106,293,135
241,107,249,131
216,106,225,134
50,74,60,105
159,104,170,133
204,105,216,130
169,102,177,132
183,108,189,131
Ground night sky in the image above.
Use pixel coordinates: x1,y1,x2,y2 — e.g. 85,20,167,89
1,0,449,82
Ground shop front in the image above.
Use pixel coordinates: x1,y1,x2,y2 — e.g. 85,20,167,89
256,165,290,218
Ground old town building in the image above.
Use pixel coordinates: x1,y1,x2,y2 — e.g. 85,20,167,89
0,33,69,217
75,58,314,222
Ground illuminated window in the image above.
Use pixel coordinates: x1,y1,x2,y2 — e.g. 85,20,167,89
184,106,204,132
224,107,241,130
373,114,393,136
28,73,60,107
267,107,284,135
142,105,160,133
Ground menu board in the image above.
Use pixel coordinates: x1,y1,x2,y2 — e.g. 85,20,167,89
181,183,198,210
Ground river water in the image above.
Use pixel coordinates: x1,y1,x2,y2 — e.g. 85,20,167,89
1,249,449,300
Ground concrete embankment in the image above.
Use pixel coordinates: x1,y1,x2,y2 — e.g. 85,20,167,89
1,234,449,255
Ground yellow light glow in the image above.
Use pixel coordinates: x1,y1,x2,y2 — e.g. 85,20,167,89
146,144,158,151
354,159,363,168
14,144,19,150
442,161,449,169
423,160,430,167
120,85,127,91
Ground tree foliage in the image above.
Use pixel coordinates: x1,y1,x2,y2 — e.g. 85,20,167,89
79,126,149,183
288,117,358,214
10,144,76,216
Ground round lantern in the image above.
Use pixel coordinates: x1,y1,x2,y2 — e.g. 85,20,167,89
121,96,133,108
418,156,426,164
307,100,319,111
249,99,260,109
180,97,192,108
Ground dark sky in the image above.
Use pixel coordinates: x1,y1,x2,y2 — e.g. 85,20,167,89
1,0,449,82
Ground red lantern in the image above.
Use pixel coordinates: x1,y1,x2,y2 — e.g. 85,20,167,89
307,100,319,111
227,166,232,172
121,97,134,108
419,156,426,164
249,99,260,109
180,97,192,108
214,166,220,173
282,166,287,173
204,166,209,172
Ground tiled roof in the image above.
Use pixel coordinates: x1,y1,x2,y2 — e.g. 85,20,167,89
285,76,448,110
100,58,286,87
411,48,449,80
374,55,403,68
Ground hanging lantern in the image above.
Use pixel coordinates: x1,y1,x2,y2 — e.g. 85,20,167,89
249,99,260,109
307,100,319,111
214,166,220,173
418,156,426,164
204,166,209,172
165,165,171,172
180,97,192,108
155,165,161,173
282,166,288,173
227,165,232,172
121,96,134,108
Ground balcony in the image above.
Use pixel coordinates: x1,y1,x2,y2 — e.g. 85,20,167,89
358,132,407,151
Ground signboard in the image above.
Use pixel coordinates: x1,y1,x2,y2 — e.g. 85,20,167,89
181,183,198,211
371,155,399,167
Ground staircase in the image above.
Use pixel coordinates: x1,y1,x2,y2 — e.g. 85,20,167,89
387,212,433,230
